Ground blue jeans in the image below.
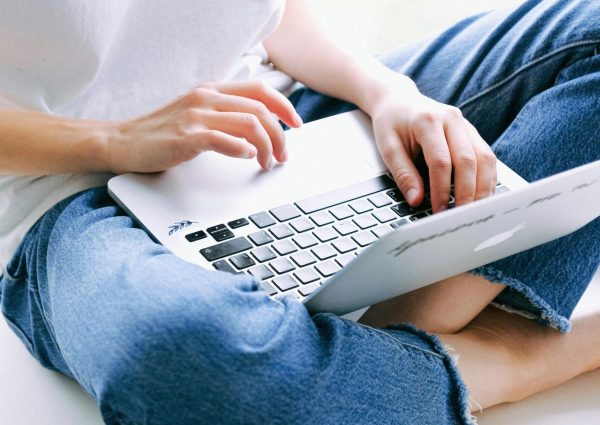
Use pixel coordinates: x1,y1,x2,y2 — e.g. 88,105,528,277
2,1,599,424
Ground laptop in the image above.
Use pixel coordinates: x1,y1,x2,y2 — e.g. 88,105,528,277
108,110,600,315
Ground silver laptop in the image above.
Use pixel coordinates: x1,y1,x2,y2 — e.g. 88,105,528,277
108,110,600,315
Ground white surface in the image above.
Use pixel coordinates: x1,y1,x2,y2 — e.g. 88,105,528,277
1,275,598,424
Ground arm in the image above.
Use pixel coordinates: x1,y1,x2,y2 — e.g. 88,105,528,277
264,0,497,211
0,82,302,176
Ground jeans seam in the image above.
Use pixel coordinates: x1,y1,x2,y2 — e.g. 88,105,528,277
457,39,600,110
358,322,444,359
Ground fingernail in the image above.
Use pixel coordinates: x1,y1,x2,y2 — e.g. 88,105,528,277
294,113,303,127
406,188,418,205
281,150,288,162
267,157,273,169
436,204,448,212
247,145,257,159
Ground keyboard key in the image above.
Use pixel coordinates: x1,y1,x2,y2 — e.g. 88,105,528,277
391,202,415,217
387,189,403,202
270,258,296,274
414,198,432,212
332,237,357,253
249,212,276,228
211,228,235,242
353,214,378,229
409,212,428,222
207,224,227,234
292,233,319,249
373,208,397,223
261,281,278,296
294,267,320,284
289,217,315,233
185,230,207,242
272,239,298,256
299,282,320,297
228,218,249,229
270,204,301,222
251,246,277,263
330,205,354,220
249,264,274,281
200,237,252,261
296,175,395,214
230,253,256,270
212,259,237,273
272,274,299,291
352,231,377,247
333,221,359,236
315,260,342,277
336,253,355,268
372,225,393,238
248,230,274,246
391,219,410,229
496,185,510,193
312,244,337,260
313,227,338,242
270,224,294,239
349,199,373,214
291,251,317,267
310,211,334,226
368,192,392,208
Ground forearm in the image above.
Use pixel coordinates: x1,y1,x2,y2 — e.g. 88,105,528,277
0,108,113,175
263,0,417,115
0,82,301,177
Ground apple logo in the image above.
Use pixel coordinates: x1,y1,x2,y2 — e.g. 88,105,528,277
474,222,527,252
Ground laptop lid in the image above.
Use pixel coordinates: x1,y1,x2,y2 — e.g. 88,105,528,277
305,159,600,315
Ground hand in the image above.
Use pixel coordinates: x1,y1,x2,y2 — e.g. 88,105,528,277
106,81,303,174
369,77,497,213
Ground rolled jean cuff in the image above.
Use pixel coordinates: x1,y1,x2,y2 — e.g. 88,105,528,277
471,265,571,332
385,323,475,425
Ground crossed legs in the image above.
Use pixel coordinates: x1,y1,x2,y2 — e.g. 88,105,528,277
361,273,600,411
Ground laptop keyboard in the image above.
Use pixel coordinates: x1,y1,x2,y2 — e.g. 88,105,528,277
190,175,509,301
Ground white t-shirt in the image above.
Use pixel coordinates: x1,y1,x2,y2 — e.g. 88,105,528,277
0,0,295,270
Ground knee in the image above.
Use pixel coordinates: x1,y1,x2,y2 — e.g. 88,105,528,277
95,277,311,422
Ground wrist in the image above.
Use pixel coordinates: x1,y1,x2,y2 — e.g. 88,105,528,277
93,119,125,174
354,67,419,116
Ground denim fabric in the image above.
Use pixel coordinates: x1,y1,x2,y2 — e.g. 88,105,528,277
1,1,600,424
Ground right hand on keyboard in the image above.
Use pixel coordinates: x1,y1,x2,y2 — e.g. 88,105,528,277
366,75,498,213
107,81,303,174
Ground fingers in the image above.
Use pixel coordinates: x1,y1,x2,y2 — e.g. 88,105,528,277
377,126,424,206
199,130,258,159
206,81,303,129
212,93,287,163
416,120,452,212
194,110,274,169
466,121,497,199
444,108,477,208
414,108,495,212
